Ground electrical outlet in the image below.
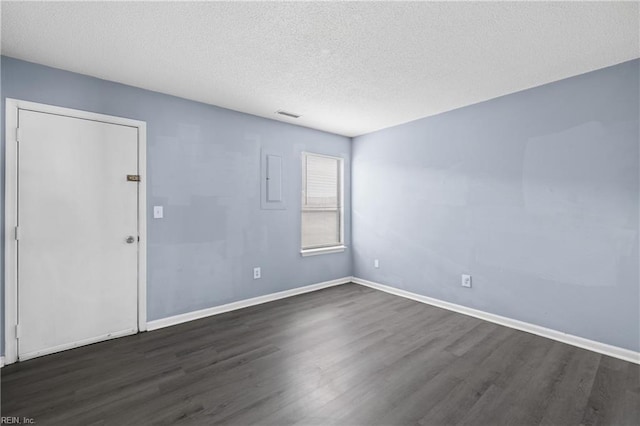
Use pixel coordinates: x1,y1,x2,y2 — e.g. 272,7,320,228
253,267,261,279
374,259,380,268
462,274,472,288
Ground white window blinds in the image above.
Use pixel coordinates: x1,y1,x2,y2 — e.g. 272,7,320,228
302,153,343,250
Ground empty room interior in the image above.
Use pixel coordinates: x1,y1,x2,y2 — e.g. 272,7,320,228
0,1,639,425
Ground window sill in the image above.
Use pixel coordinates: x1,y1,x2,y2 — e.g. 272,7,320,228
301,245,347,257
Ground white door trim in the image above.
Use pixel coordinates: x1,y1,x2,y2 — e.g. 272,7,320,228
4,99,147,365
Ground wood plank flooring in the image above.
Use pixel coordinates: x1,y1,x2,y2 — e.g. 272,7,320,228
1,283,639,425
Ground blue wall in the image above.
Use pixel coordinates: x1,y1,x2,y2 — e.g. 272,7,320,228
0,56,352,354
353,59,640,352
2,56,638,356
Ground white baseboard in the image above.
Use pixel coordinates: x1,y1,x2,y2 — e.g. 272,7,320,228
352,277,640,365
0,356,4,368
147,276,353,331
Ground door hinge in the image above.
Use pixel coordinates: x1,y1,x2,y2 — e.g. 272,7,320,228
127,175,141,182
14,226,20,241
15,324,21,339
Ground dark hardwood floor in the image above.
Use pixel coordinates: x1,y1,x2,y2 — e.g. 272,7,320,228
1,283,639,425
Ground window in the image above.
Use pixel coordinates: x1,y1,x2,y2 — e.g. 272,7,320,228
301,152,344,256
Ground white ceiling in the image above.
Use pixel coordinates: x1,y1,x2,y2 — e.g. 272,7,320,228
2,1,638,137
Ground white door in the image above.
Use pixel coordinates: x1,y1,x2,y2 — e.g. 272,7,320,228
17,109,139,360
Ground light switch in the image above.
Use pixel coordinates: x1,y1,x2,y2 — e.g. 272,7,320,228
153,206,164,219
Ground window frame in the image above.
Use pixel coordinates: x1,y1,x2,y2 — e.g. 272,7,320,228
300,152,345,256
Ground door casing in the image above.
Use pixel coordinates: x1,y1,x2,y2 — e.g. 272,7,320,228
4,99,147,365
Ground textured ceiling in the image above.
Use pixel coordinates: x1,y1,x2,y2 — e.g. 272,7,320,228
1,1,638,137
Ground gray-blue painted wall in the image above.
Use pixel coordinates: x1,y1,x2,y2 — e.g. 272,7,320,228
352,59,640,352
0,56,352,354
1,56,638,357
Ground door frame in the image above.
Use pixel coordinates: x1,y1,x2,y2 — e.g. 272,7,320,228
4,99,148,364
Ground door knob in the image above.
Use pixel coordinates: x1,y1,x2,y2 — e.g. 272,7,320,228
126,236,136,244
